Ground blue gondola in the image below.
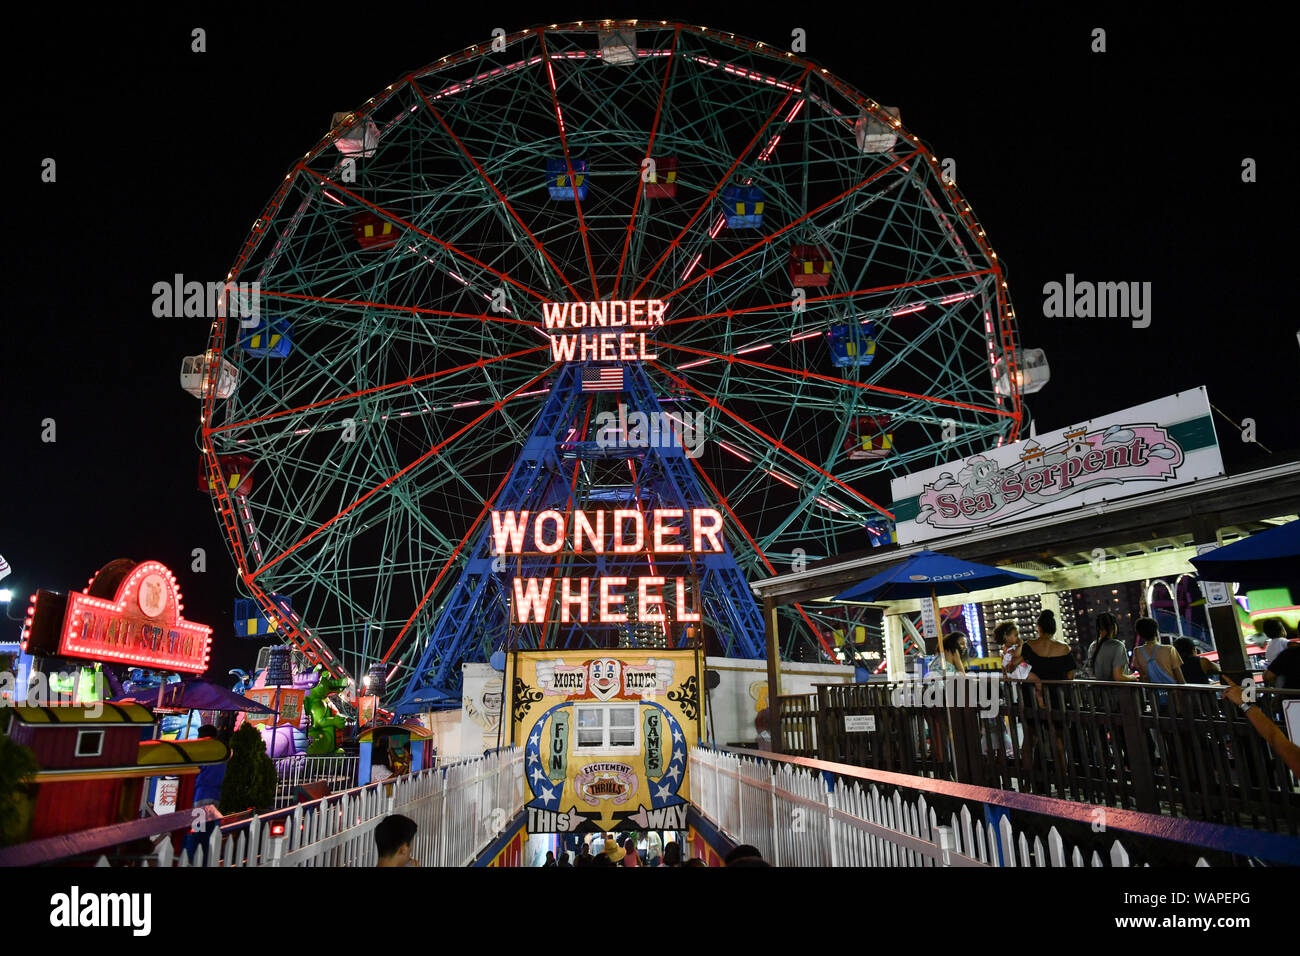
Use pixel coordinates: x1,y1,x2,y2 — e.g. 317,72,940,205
864,517,897,548
547,158,588,200
234,594,294,638
239,317,292,358
722,185,764,228
828,321,877,368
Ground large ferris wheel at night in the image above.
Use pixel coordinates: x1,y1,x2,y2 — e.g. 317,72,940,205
188,21,1030,711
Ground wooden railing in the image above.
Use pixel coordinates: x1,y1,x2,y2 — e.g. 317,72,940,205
778,678,1300,834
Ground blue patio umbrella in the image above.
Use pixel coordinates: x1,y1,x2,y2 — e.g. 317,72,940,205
833,550,1039,604
1189,520,1300,591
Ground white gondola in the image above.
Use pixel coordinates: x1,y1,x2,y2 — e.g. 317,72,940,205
994,348,1051,397
854,105,901,153
599,29,637,65
180,352,239,400
331,111,379,159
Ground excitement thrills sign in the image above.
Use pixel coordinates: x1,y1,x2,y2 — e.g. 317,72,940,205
890,388,1224,545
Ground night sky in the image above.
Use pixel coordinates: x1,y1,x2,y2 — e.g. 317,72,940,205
2,6,1293,680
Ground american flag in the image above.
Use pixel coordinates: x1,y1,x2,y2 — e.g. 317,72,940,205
581,365,625,392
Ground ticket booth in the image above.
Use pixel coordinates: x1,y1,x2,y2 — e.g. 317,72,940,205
357,724,433,783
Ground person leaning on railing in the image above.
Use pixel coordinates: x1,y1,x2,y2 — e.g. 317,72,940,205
1005,610,1076,772
1174,637,1221,685
1221,677,1300,775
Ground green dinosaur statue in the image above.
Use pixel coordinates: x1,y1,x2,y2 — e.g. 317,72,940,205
305,668,348,756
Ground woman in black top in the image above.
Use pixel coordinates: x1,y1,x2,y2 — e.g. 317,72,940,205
1008,610,1076,773
1009,609,1078,687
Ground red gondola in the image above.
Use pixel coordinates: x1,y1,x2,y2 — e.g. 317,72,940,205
199,454,255,497
352,212,397,250
790,245,833,288
843,416,893,461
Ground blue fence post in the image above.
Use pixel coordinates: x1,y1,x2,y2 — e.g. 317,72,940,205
983,803,1011,866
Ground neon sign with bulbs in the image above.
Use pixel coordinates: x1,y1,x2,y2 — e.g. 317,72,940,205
20,559,213,674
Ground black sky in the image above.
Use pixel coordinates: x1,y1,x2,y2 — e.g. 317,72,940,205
2,5,1294,678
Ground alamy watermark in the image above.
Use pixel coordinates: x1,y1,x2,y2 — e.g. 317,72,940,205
152,275,261,325
1042,274,1151,329
890,669,1001,718
593,402,706,458
1,669,105,716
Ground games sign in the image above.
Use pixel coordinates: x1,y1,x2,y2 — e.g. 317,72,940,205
21,559,213,674
891,389,1223,545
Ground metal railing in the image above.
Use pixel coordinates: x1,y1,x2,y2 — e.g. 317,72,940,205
271,754,359,807
690,746,1300,867
779,678,1300,833
155,747,524,867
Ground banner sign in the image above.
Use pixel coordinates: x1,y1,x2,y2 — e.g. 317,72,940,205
891,389,1223,546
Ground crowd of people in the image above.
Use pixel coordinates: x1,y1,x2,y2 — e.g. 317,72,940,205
371,819,770,867
930,609,1300,774
540,836,768,866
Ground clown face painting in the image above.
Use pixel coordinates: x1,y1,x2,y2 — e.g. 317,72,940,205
588,658,622,701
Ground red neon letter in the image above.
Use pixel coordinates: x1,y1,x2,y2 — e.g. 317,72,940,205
653,509,684,552
675,577,700,622
560,577,590,623
512,577,555,624
692,508,724,552
613,510,644,553
491,510,529,555
638,577,666,624
599,577,628,622
534,510,565,554
573,510,605,553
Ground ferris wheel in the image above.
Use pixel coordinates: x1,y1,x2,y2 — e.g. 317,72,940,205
186,21,1031,702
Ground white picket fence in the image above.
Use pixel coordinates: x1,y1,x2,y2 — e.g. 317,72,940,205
271,754,359,807
157,748,524,867
689,747,1211,867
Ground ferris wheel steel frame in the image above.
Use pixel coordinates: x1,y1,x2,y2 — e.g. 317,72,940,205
196,21,1025,698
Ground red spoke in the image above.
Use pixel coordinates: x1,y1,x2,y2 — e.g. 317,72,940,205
208,345,548,435
613,25,681,295
258,288,541,329
539,31,600,299
688,456,836,660
655,341,1014,419
659,149,923,302
380,466,516,665
630,63,814,300
296,165,555,304
251,364,557,580
660,269,997,329
649,360,893,519
408,74,584,301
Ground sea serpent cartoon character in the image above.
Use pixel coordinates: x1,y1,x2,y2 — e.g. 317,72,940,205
306,668,348,755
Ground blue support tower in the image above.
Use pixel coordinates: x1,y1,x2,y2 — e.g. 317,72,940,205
392,362,765,715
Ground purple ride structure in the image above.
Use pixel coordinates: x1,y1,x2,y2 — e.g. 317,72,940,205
183,22,1034,713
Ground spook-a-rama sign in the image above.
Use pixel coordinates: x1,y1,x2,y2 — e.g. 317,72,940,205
891,389,1224,546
